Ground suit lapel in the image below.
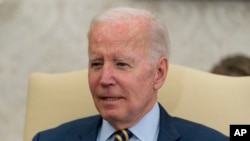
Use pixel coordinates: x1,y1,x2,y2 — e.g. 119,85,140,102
72,104,181,141
157,104,181,141
76,115,102,141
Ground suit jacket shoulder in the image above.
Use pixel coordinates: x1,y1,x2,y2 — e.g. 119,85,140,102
32,104,229,141
158,104,229,141
32,115,102,141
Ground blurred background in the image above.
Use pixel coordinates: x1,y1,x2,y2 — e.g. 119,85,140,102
0,0,249,140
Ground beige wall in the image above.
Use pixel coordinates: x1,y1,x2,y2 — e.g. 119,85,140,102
0,0,249,141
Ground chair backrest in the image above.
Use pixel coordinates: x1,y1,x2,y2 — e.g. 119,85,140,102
24,64,250,141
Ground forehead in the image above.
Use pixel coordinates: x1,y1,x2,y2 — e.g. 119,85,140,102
89,18,150,45
88,18,152,61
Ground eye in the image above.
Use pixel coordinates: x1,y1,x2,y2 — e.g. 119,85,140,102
116,62,128,67
90,61,103,69
116,62,131,70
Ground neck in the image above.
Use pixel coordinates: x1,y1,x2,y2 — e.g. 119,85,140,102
109,99,158,130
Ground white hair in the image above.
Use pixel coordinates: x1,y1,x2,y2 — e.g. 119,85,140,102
88,7,170,63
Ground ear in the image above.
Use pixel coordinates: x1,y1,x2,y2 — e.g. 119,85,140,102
153,56,168,90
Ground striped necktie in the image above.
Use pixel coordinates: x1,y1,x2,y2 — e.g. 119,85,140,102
114,129,133,141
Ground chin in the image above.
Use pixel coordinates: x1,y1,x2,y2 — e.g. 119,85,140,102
101,110,124,121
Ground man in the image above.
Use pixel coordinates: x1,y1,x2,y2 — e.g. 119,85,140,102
33,7,229,141
211,54,250,76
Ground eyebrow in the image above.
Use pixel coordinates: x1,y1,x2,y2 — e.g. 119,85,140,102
114,56,135,63
89,56,103,62
89,55,136,63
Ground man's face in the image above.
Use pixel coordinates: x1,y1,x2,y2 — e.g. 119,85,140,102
88,20,158,129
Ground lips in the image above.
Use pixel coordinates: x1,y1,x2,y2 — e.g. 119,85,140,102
101,97,123,101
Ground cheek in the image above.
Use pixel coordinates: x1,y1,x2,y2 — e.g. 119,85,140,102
137,70,155,88
88,73,99,92
128,72,155,98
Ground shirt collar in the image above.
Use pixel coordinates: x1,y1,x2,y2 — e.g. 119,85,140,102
99,120,116,141
99,102,160,141
129,102,160,141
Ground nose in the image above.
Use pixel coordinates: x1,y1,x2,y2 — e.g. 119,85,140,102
99,64,115,87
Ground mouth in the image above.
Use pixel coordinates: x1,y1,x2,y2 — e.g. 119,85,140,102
100,97,123,101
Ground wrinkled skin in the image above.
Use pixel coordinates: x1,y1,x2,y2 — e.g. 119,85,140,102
88,19,168,129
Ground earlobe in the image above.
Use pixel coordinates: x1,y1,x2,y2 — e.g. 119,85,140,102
154,57,168,90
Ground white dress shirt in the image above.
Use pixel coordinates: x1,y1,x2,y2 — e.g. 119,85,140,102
97,102,160,141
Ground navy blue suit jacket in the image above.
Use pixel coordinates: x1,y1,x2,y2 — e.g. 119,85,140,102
33,104,229,141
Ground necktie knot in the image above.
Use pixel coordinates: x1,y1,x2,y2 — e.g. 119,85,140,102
114,129,133,141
